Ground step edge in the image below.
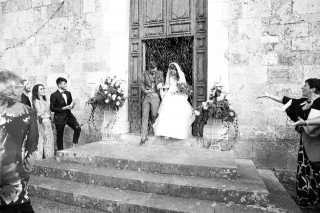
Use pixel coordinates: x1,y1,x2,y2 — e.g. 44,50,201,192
29,175,270,213
33,160,269,194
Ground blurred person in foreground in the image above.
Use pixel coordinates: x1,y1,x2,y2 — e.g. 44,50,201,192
0,69,39,213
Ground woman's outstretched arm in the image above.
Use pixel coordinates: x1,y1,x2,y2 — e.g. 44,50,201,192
292,117,320,127
257,92,283,103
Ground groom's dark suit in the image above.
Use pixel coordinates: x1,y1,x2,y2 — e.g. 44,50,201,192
50,90,81,150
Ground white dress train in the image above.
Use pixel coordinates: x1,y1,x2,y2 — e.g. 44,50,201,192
153,76,195,139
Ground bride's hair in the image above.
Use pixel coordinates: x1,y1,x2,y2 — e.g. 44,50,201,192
169,64,180,80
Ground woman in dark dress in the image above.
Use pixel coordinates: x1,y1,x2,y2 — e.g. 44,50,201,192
258,78,320,209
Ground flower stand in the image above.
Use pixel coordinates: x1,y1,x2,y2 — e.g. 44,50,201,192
101,109,118,142
203,118,228,150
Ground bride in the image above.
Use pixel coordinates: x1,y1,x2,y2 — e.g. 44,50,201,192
153,62,195,139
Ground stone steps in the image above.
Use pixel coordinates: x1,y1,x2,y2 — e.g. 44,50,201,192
30,196,106,213
32,158,268,205
28,175,269,213
28,141,302,212
257,169,302,213
55,142,238,180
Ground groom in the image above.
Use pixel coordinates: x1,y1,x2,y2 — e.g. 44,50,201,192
50,77,81,150
140,61,164,145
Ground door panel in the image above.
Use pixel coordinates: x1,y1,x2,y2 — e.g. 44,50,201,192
170,0,191,20
144,0,165,23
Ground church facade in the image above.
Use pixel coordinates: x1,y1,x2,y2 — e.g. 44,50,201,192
0,0,319,172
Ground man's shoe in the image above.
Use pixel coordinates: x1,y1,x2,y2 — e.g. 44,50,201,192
139,137,148,146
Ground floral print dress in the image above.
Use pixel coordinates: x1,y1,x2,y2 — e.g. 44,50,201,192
33,99,54,159
0,100,39,206
283,96,320,207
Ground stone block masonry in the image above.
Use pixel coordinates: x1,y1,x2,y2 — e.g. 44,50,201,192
0,0,130,145
225,0,320,172
0,0,319,173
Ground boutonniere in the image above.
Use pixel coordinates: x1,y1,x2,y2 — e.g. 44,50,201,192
300,100,313,111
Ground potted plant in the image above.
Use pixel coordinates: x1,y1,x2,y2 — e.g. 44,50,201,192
193,84,238,150
87,76,126,141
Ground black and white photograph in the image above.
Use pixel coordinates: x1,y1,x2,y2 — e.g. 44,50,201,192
0,0,320,212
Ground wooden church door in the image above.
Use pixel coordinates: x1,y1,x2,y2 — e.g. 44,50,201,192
129,0,207,133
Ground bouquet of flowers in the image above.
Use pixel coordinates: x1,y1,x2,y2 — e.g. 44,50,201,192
194,85,236,122
193,84,238,142
172,82,193,96
87,76,126,133
88,76,126,111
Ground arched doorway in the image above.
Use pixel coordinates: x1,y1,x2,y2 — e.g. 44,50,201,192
128,0,207,133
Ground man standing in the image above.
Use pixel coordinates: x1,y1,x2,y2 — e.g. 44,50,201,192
140,61,164,145
0,70,39,213
20,80,32,107
50,77,81,150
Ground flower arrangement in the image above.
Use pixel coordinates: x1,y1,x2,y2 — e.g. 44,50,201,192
172,82,193,96
193,84,238,142
88,76,126,110
87,76,126,131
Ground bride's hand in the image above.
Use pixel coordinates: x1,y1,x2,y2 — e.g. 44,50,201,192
256,92,270,99
161,85,169,89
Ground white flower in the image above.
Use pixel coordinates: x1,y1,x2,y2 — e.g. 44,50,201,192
203,105,208,110
117,88,121,93
101,84,108,90
229,112,234,116
194,110,200,116
104,90,108,94
107,78,111,83
117,96,121,100
116,101,120,106
217,96,224,101
112,94,117,100
229,106,234,110
207,100,214,104
202,102,207,107
108,93,112,97
105,99,109,103
115,82,119,87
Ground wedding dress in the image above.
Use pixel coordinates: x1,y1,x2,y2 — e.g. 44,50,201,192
153,63,195,139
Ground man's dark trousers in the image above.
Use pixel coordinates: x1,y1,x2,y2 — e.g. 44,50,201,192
55,117,81,150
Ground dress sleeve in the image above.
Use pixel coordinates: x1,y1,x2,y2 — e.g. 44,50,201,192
282,96,306,122
33,99,44,118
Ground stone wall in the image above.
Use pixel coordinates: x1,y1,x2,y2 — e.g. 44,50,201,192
225,0,320,171
1,0,319,172
0,0,130,147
